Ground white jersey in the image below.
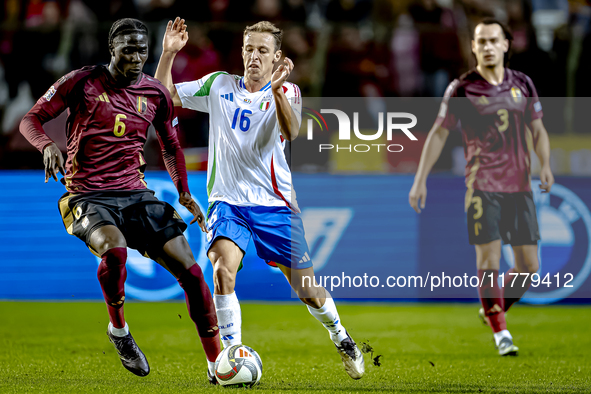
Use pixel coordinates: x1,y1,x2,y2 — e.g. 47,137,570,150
175,72,302,209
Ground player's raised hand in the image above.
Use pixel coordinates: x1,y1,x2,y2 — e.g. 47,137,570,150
409,182,427,214
539,165,554,193
271,57,294,92
179,192,207,232
162,17,188,54
43,142,65,183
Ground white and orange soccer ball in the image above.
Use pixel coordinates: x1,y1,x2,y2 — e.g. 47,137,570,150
214,344,263,387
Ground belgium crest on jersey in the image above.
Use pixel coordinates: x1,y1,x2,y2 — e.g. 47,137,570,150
137,96,147,114
511,87,523,103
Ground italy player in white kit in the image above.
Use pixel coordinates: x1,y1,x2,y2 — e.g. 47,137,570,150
155,18,365,380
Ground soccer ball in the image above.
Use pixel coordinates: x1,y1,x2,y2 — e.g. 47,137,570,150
215,344,263,387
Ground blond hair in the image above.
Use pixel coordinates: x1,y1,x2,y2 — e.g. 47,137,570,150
243,21,283,51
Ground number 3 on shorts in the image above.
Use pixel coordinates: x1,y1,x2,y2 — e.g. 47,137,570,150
471,196,483,219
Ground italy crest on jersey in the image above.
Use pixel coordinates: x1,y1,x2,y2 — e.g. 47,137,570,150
511,87,522,103
137,96,147,114
260,96,272,111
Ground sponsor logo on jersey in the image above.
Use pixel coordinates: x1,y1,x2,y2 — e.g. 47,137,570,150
42,86,57,102
260,98,271,111
94,92,110,103
511,87,522,103
221,93,234,102
137,96,147,114
243,98,252,104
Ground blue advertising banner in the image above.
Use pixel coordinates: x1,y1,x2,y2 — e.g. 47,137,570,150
0,171,589,303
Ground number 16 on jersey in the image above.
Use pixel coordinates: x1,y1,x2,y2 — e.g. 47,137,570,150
231,108,252,132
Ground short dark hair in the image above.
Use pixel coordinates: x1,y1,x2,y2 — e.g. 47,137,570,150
244,21,283,51
474,18,513,41
108,18,149,49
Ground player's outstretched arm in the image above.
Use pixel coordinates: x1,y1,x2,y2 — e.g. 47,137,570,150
272,57,299,141
155,17,188,107
409,123,450,213
530,118,554,193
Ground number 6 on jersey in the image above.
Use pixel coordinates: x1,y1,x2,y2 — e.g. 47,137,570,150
114,114,127,137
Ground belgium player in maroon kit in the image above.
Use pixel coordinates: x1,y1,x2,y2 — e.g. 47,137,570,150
410,19,554,356
19,19,221,380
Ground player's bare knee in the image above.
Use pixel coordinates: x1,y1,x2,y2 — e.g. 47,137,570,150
476,249,501,270
91,227,126,255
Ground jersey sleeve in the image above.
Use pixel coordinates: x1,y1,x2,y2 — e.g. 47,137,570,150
283,82,303,128
153,88,190,194
174,71,228,113
19,68,88,152
524,75,543,124
436,79,460,131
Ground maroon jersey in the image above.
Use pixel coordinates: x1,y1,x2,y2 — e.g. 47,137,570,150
20,65,189,194
437,68,543,193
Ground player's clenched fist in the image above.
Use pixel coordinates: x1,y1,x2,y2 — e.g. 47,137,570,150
162,17,188,54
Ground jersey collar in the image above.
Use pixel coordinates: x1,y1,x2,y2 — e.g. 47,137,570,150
240,77,272,92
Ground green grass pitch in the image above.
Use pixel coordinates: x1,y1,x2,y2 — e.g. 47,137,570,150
1,302,590,393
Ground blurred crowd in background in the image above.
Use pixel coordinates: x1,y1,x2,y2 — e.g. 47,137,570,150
1,0,590,174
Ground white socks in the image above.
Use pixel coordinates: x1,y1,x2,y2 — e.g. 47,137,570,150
207,360,216,374
307,295,348,344
494,329,512,346
214,292,242,348
108,322,129,337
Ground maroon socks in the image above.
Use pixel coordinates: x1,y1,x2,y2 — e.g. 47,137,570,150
97,247,128,329
177,263,221,362
477,269,507,333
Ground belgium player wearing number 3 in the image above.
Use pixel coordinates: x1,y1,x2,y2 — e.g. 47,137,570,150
409,19,554,356
19,19,222,380
155,18,364,379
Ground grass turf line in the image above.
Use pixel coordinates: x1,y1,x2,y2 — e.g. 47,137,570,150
0,302,590,393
